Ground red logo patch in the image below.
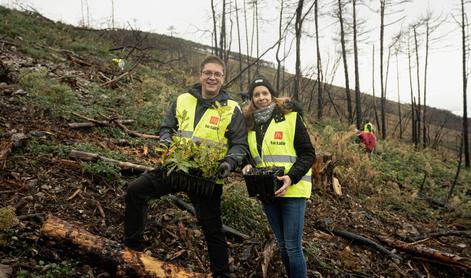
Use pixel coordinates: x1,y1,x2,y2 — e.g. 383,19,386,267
274,131,283,140
210,116,219,125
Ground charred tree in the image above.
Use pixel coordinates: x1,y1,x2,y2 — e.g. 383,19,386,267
337,0,353,123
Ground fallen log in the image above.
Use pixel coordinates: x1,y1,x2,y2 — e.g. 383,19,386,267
315,219,402,262
40,214,209,277
168,195,250,240
378,235,471,270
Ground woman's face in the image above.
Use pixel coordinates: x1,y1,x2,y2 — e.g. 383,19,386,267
252,86,273,109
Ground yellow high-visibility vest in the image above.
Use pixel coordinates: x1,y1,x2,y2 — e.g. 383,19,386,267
176,93,239,184
248,112,312,198
363,122,374,133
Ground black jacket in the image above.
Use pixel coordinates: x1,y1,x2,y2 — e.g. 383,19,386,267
159,83,249,170
249,106,315,184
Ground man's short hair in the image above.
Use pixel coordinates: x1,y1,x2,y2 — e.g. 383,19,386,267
200,55,225,73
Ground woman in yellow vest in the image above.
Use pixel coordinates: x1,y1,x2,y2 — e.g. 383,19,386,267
242,76,315,278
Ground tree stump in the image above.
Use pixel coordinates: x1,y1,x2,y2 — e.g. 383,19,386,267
311,151,334,187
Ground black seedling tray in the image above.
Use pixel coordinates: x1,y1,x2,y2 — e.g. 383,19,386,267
159,167,218,197
243,166,285,199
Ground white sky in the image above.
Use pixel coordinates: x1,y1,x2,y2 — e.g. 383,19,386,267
0,0,469,116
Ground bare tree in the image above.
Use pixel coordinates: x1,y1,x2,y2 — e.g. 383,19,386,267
243,0,251,82
315,0,323,119
336,0,353,123
372,45,381,132
378,0,408,139
352,0,362,128
276,0,286,92
407,30,417,145
111,0,115,30
460,0,470,167
235,0,244,92
413,24,422,147
395,48,403,139
293,0,316,102
211,0,219,56
219,0,227,61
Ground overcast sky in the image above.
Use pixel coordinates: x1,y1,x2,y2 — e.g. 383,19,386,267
1,0,469,116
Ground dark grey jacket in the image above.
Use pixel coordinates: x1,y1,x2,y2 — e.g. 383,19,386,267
159,83,249,170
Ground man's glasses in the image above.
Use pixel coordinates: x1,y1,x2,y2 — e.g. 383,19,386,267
202,70,224,78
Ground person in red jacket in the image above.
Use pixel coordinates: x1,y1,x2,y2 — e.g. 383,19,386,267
358,130,376,156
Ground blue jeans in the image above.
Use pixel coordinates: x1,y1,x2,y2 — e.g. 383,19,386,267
263,197,307,278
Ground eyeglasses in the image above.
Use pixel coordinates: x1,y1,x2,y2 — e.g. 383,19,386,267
202,70,224,78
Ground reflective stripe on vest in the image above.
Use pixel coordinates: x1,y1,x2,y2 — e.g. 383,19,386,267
248,112,312,198
176,93,239,184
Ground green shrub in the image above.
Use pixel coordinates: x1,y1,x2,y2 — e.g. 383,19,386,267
221,183,268,236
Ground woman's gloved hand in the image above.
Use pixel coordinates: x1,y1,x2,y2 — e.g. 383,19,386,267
218,161,231,178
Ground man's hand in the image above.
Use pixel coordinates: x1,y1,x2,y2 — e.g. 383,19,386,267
218,161,231,178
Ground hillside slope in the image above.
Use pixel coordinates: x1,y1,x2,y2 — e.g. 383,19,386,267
1,6,470,277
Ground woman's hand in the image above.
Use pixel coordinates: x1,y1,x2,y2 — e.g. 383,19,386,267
242,164,253,175
274,175,292,197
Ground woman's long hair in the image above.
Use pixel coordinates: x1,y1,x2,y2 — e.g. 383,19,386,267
242,97,293,130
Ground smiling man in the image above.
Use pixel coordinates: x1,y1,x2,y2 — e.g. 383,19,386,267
124,55,248,277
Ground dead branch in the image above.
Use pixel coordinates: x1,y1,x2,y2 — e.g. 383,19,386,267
409,230,471,242
96,112,160,139
40,214,209,277
261,239,277,278
68,120,134,129
100,71,129,88
315,219,402,262
69,150,153,173
14,195,34,211
378,235,471,270
114,120,160,139
167,195,250,240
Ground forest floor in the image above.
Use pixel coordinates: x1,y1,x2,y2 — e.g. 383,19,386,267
1,28,471,278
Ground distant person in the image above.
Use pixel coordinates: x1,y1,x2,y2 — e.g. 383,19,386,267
112,58,125,71
358,118,376,156
241,75,315,278
123,55,248,277
358,130,376,157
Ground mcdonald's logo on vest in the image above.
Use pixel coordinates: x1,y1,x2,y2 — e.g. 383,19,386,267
274,131,283,140
210,116,219,125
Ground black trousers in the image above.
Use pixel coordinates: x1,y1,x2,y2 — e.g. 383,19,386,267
124,168,230,276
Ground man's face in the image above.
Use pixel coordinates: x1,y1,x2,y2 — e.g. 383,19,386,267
200,63,225,99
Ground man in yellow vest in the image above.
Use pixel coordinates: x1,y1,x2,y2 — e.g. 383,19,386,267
124,56,248,277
